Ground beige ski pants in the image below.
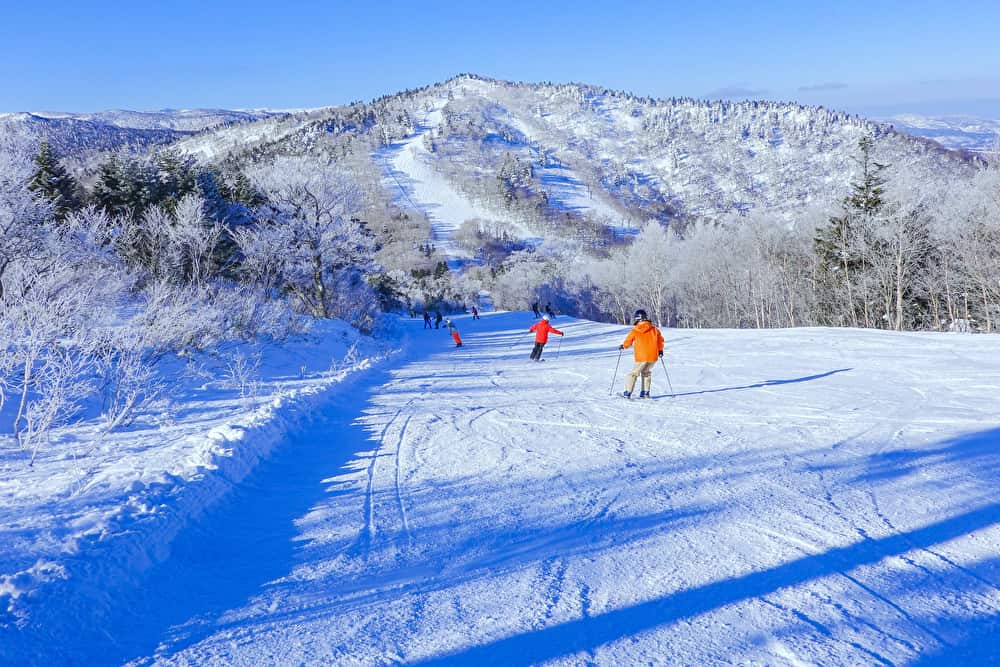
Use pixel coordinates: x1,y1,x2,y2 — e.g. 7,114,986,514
625,361,655,393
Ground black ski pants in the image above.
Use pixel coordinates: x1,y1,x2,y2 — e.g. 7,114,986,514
530,342,546,360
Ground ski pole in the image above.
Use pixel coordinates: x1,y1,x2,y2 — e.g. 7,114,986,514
659,356,674,396
556,335,564,359
609,347,623,395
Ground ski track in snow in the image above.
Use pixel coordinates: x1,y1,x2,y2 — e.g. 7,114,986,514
11,313,1000,666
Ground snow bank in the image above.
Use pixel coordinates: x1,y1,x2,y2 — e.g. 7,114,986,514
0,319,399,664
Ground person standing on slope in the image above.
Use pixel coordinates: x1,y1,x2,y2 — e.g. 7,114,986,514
528,314,563,361
446,318,463,347
619,309,664,398
423,310,432,329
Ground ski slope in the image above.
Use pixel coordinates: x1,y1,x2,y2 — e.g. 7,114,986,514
124,315,1000,665
8,314,1000,665
376,103,538,265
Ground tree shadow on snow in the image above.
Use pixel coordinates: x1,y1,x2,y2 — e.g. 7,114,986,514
411,499,1000,666
668,368,852,398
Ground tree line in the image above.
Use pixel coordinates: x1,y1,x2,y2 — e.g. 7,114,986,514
484,136,999,333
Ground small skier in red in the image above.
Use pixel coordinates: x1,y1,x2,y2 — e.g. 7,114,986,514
528,314,563,361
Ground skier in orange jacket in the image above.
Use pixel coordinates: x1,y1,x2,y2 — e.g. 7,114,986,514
528,314,563,361
619,309,664,398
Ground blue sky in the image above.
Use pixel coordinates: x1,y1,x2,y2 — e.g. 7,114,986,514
3,0,999,117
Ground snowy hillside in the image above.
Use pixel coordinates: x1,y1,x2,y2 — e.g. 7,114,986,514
0,112,183,159
165,76,969,237
0,320,390,664
4,313,1000,665
32,108,283,133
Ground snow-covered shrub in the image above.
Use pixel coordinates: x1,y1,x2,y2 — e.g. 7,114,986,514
92,328,162,433
221,348,261,409
0,263,100,460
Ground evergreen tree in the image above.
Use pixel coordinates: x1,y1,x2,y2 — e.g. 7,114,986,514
27,141,79,220
844,135,887,216
153,150,198,210
814,134,888,327
92,155,129,217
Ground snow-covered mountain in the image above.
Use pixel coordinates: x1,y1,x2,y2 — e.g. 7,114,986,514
3,75,976,255
0,111,183,158
885,113,1000,153
164,75,969,238
0,108,286,173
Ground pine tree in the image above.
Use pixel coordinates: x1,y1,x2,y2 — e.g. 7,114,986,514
27,141,79,220
92,155,129,217
153,150,198,210
844,135,887,216
814,134,888,327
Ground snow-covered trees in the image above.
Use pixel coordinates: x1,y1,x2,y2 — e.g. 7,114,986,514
930,164,1000,332
27,141,80,220
247,158,379,326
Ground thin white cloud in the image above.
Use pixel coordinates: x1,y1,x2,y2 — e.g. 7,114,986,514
703,85,769,100
798,82,849,92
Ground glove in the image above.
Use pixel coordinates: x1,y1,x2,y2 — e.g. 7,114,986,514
658,350,663,358
618,345,624,350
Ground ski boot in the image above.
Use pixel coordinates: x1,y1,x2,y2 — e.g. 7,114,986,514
622,390,632,399
639,391,650,399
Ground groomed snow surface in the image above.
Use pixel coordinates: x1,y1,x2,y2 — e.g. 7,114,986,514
6,313,1000,666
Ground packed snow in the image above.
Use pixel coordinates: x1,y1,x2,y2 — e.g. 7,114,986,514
5,312,998,665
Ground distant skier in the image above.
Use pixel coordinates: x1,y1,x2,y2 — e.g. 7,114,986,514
618,309,664,399
531,301,541,318
446,319,463,347
545,302,555,319
423,311,432,329
471,305,480,320
435,311,443,329
528,314,563,361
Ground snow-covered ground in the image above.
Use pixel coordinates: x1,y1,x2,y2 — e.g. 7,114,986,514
7,313,997,665
0,321,391,665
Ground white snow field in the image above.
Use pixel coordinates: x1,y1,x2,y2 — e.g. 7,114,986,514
6,313,1000,666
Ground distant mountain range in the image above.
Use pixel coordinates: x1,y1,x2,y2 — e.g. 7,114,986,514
0,109,285,163
883,114,1000,153
29,108,284,132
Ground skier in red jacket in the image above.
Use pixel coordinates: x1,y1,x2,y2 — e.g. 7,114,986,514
528,314,563,361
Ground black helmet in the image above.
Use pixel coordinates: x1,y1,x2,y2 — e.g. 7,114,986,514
633,309,648,323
